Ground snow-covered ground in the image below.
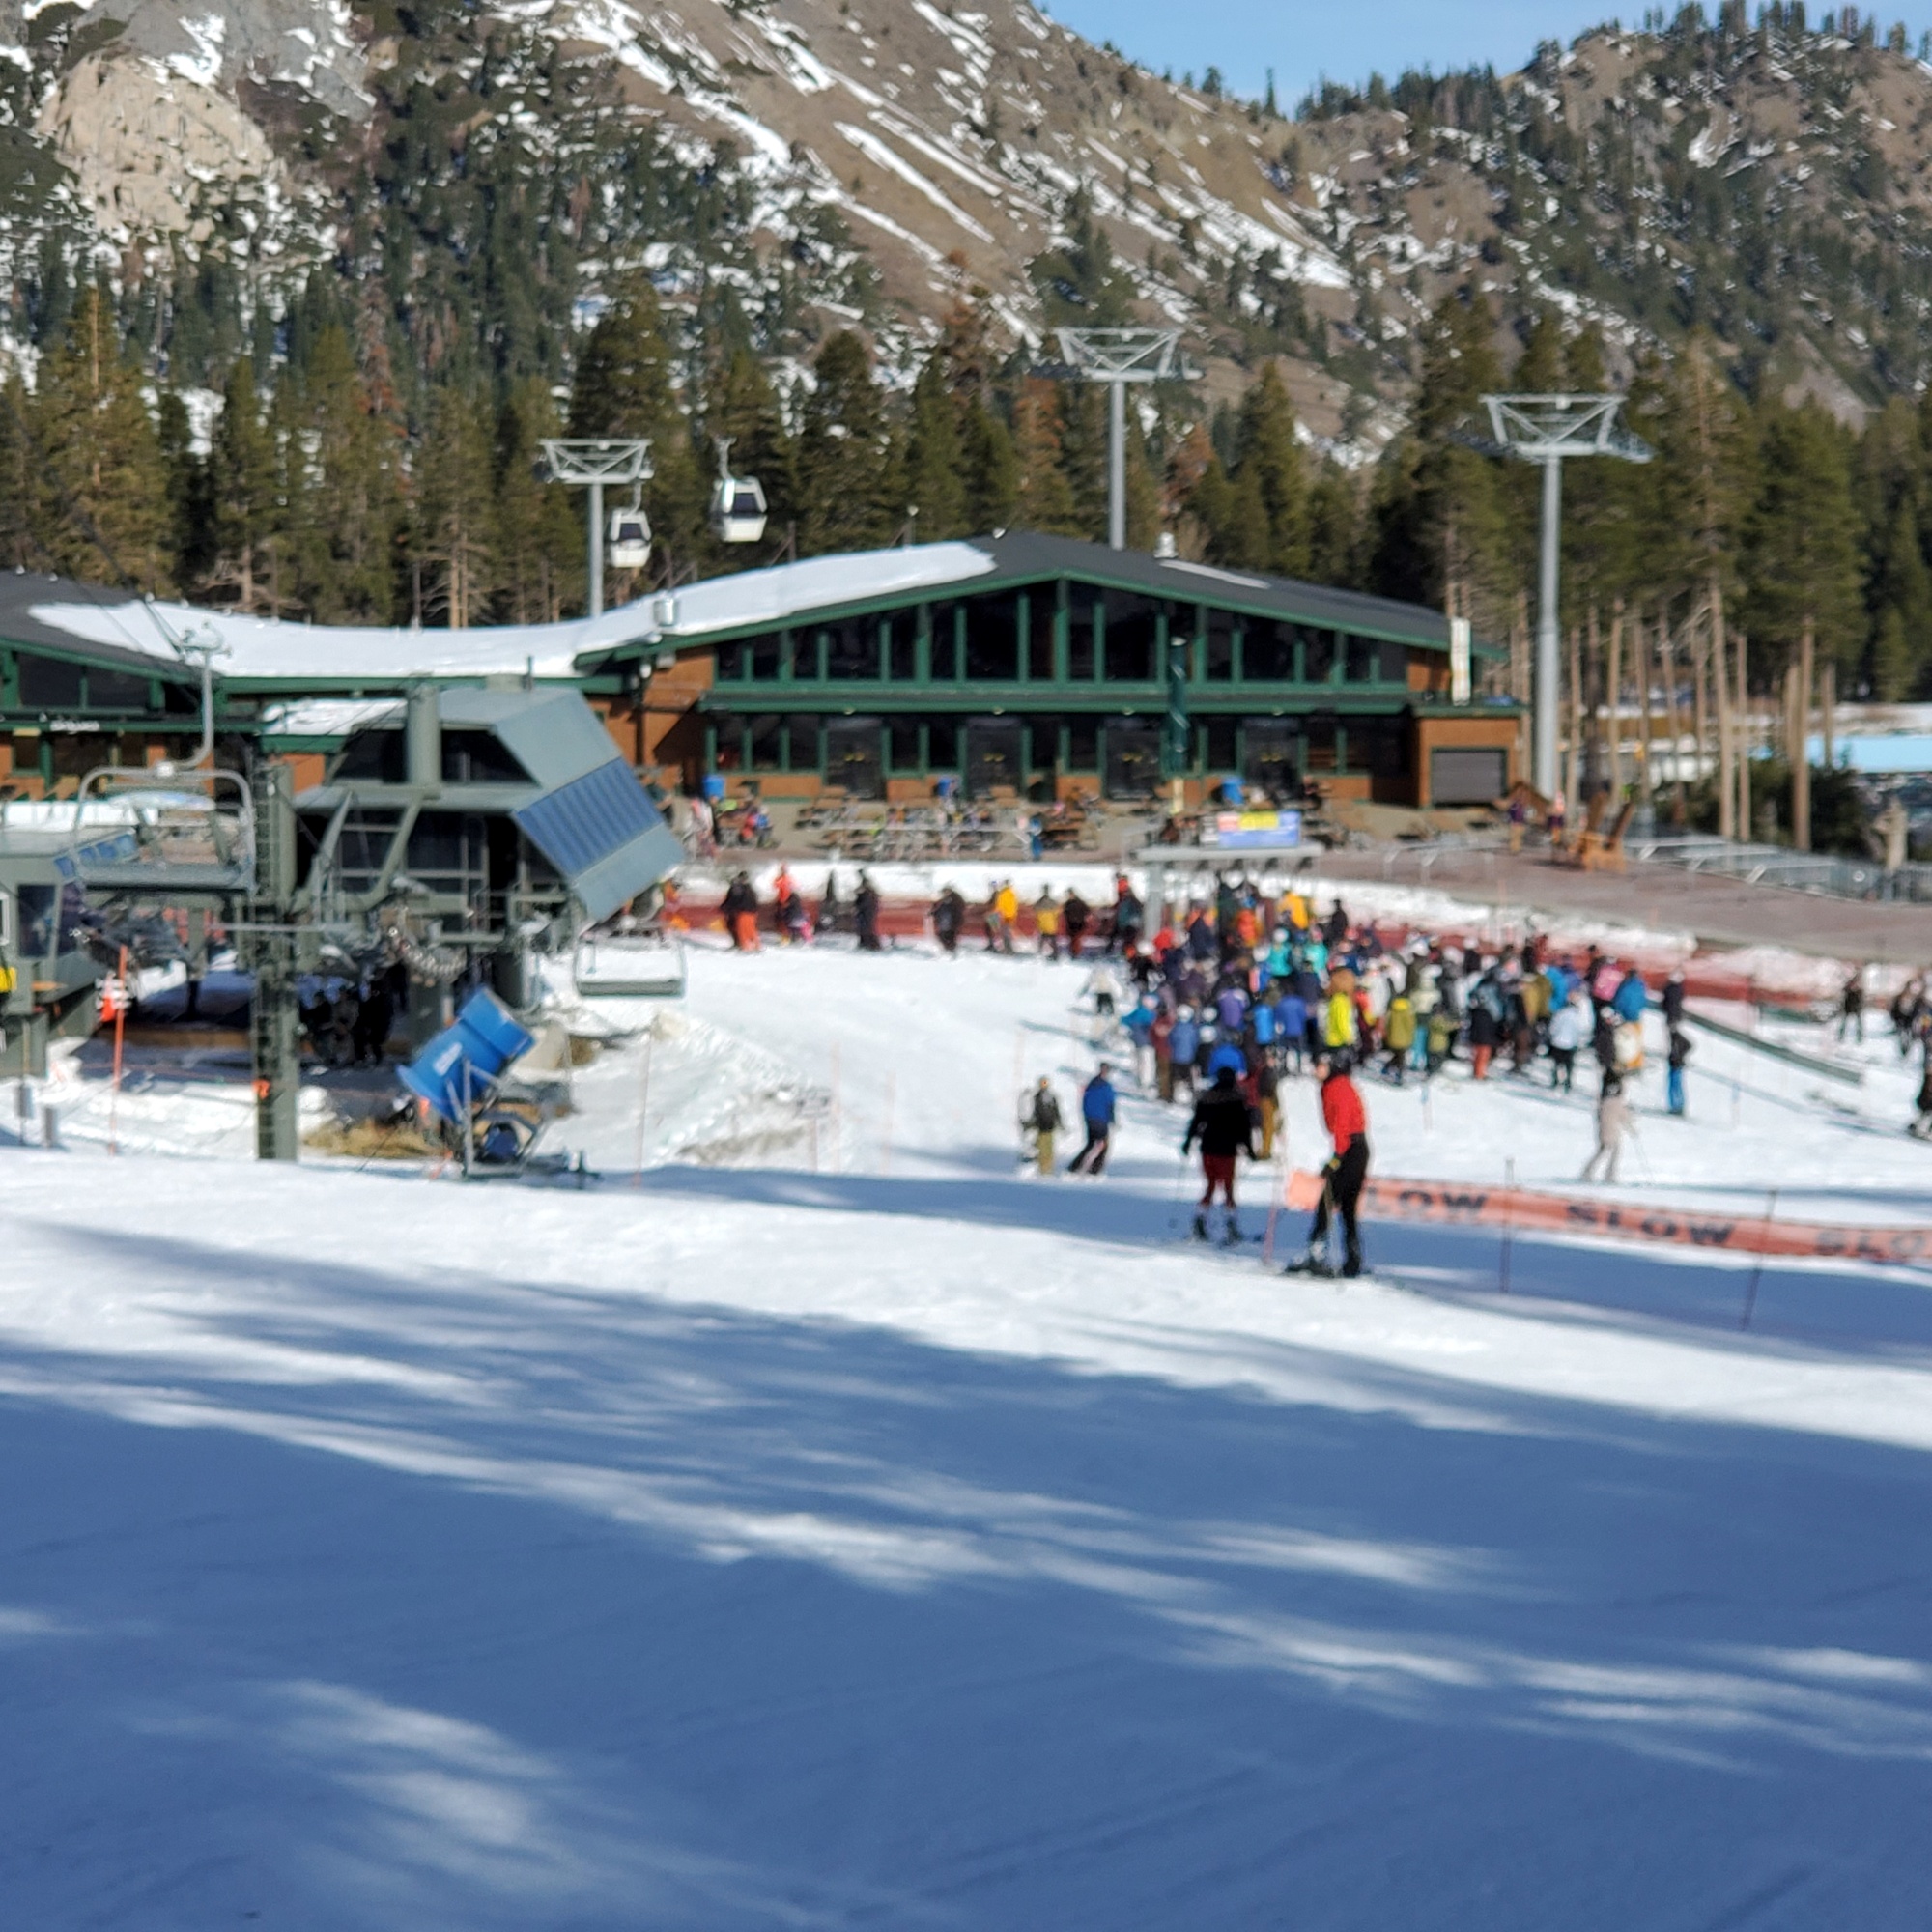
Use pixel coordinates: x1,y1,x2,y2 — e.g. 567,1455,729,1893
5,940,1932,1925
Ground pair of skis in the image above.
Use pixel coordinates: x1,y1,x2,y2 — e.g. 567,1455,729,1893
1190,1208,1256,1247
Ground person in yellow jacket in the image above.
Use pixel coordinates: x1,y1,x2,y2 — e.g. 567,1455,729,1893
1322,985,1359,1052
986,880,1018,954
1381,993,1416,1086
1034,889,1062,959
1282,891,1312,933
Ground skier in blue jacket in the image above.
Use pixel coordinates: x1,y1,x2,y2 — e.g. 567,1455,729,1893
1169,1009,1202,1100
1068,1065,1118,1175
1274,987,1309,1074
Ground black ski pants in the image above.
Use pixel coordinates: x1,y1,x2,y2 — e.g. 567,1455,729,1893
1068,1124,1111,1175
1311,1135,1370,1274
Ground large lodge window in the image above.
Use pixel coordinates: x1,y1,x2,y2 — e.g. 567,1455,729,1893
714,714,783,772
1027,585,1058,681
1205,611,1235,682
1102,590,1159,682
783,715,821,772
1068,586,1099,679
963,594,1020,680
1243,619,1294,682
825,618,880,681
929,604,961,682
17,654,82,708
1345,636,1407,684
88,668,151,711
1301,627,1337,683
888,611,920,682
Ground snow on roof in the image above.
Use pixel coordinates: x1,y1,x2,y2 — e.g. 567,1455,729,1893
640,543,996,643
21,543,997,685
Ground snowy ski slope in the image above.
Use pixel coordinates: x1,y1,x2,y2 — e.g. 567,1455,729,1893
3,942,1932,1925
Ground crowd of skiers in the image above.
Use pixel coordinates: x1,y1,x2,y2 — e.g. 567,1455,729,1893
1004,874,1738,1276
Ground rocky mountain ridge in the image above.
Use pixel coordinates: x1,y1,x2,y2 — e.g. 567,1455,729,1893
4,5,1932,449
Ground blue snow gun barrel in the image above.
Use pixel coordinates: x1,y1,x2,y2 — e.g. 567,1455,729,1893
398,989,537,1123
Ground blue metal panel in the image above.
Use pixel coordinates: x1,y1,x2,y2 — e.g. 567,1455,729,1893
513,758,662,879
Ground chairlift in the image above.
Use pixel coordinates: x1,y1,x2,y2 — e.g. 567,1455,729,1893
708,437,769,545
607,487,652,571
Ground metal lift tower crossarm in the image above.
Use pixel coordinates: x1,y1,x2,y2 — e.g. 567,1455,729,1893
1047,329,1195,553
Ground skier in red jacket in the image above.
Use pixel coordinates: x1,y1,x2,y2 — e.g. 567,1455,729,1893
1296,1050,1370,1278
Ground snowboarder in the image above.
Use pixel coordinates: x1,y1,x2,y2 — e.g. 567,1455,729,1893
1067,1064,1118,1176
1024,1078,1062,1177
1183,1065,1257,1243
1293,1051,1369,1278
1581,1070,1632,1183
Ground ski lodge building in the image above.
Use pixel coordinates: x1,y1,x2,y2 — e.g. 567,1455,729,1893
0,533,1520,810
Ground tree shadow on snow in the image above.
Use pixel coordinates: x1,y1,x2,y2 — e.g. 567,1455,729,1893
5,1223,1932,1927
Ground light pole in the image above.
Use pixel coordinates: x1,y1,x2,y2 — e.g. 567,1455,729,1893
1047,328,1192,551
539,439,652,619
1478,395,1651,799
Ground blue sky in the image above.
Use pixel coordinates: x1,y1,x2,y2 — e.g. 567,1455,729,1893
1039,3,1931,103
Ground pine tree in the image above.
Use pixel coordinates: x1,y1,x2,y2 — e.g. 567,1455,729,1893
1055,383,1111,540
1744,402,1863,676
156,389,213,590
903,353,968,540
413,384,497,629
494,377,585,622
1028,187,1141,327
1009,378,1082,536
1364,292,1505,613
206,358,280,611
1306,466,1361,586
0,380,37,572
569,276,706,580
284,324,401,623
796,332,900,554
29,284,174,593
959,396,1018,534
1230,361,1309,575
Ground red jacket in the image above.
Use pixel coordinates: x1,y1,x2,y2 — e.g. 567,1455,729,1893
1321,1073,1367,1152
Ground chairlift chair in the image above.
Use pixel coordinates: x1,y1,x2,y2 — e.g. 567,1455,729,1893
608,489,652,571
707,437,769,545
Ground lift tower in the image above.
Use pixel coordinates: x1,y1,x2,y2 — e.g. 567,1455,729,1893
539,440,653,619
1478,394,1652,799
